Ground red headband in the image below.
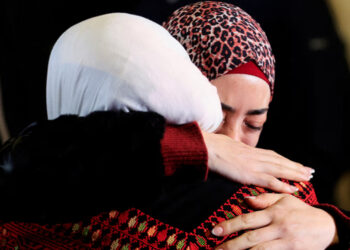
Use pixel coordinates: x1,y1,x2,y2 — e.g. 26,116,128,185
226,61,269,85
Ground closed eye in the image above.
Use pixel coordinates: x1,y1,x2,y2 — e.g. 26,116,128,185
245,122,263,131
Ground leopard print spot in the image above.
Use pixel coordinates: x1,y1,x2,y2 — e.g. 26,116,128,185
214,27,221,38
233,46,242,57
221,44,231,59
211,41,221,55
202,25,211,35
221,30,228,42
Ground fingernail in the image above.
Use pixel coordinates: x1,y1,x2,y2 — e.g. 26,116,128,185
290,185,299,192
244,196,256,200
212,226,223,236
309,168,315,174
309,174,313,179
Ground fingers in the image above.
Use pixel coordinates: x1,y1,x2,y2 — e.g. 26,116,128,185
216,226,280,250
212,209,271,237
252,174,299,193
261,161,312,182
244,193,286,209
212,194,285,237
257,148,314,177
204,132,315,189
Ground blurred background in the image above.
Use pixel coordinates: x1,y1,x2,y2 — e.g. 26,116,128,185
1,0,349,209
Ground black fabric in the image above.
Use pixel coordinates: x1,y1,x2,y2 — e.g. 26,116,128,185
0,109,240,231
146,172,239,231
0,109,241,231
0,110,166,223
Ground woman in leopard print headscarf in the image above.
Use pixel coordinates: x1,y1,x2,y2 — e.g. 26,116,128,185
164,2,349,249
164,1,277,147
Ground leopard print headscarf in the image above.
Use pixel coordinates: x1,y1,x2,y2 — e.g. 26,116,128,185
163,1,275,96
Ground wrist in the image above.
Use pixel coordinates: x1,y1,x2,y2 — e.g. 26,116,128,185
318,208,339,246
316,203,350,247
201,130,216,171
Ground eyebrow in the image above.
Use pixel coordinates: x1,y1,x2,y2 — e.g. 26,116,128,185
221,102,268,116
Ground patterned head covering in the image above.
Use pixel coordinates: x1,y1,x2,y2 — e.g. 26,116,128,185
163,1,275,96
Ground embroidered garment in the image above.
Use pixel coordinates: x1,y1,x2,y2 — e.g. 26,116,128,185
0,124,317,250
1,184,317,249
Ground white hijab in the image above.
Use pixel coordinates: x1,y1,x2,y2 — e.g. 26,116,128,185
46,13,222,132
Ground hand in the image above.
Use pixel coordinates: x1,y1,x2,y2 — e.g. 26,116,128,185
202,131,314,193
212,193,338,250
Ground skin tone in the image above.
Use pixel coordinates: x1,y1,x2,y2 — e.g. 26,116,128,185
212,73,270,147
202,74,314,193
204,73,338,249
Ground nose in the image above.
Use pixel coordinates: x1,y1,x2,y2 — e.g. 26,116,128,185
227,129,241,142
222,122,242,143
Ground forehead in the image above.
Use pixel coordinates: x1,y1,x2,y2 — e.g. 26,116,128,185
211,74,271,111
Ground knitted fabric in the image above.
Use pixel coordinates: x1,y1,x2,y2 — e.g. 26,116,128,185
161,122,208,180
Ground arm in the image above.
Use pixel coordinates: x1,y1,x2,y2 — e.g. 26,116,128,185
202,131,314,193
316,203,350,249
164,125,312,192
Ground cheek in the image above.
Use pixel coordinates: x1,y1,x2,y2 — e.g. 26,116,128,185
215,121,262,148
241,132,261,147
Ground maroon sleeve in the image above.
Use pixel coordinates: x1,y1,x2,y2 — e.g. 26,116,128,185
316,204,350,249
160,122,209,181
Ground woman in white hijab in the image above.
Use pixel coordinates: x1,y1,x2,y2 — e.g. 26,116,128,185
0,13,331,249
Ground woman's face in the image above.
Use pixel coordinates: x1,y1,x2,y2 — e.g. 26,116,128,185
211,74,271,147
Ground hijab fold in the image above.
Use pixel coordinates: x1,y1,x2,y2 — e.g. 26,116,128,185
46,13,223,132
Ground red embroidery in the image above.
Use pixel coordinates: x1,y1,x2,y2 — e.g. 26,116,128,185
0,181,317,249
